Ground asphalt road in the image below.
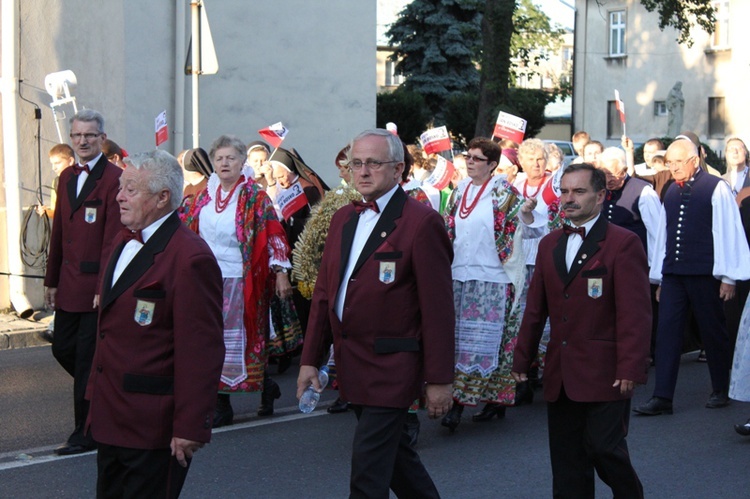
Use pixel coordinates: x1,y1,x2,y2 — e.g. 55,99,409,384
1,345,749,498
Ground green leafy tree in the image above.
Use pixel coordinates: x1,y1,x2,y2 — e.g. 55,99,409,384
637,0,715,47
386,0,483,116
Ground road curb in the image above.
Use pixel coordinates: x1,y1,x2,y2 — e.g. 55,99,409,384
0,328,51,350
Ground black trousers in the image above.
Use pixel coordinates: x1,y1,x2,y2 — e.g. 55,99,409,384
97,443,190,499
350,405,439,499
547,388,643,499
654,274,732,399
52,309,97,446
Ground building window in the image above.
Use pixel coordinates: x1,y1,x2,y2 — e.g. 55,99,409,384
385,60,404,87
654,101,667,117
609,10,626,56
607,100,623,139
708,97,726,137
712,1,730,48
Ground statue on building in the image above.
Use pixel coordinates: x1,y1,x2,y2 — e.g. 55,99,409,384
666,81,684,137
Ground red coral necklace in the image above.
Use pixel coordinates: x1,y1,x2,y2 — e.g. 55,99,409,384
215,175,245,213
523,177,544,198
458,177,491,219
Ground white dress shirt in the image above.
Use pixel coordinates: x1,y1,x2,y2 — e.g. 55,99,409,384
649,180,750,285
335,184,399,321
77,153,104,196
565,214,601,272
112,211,173,285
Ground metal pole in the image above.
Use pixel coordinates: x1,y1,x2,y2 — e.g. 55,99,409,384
191,0,201,148
174,0,186,154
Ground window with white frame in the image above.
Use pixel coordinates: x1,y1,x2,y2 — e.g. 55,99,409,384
654,101,667,117
609,10,626,57
385,60,404,87
712,1,730,48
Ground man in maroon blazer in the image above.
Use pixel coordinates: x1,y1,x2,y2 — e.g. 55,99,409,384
512,163,651,498
44,110,123,455
297,129,455,499
86,150,224,498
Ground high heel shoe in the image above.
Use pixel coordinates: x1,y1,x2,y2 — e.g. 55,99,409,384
441,404,464,433
471,403,506,422
214,394,234,428
257,377,282,416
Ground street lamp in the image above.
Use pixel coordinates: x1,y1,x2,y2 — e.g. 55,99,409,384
44,70,78,143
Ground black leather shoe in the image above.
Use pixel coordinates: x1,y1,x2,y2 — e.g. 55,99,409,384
472,403,507,422
405,412,420,447
214,394,234,427
277,354,293,375
54,442,96,456
441,404,463,433
258,378,282,416
327,397,350,414
735,419,750,436
706,390,729,409
514,381,534,406
633,396,673,415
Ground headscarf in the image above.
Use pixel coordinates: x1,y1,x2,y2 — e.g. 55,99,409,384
183,147,213,179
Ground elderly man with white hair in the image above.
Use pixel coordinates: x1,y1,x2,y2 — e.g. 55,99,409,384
598,147,661,268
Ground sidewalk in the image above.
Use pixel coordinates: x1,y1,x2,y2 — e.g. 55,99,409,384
0,310,53,350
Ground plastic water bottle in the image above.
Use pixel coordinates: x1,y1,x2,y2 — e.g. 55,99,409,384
298,365,329,413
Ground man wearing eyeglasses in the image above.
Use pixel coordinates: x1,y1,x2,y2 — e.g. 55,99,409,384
44,109,124,455
298,129,454,498
635,137,750,416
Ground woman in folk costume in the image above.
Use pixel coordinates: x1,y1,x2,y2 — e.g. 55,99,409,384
269,148,327,341
181,147,213,204
180,134,293,426
441,137,535,432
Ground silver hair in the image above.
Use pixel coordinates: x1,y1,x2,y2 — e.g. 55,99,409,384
349,129,405,163
519,138,548,160
600,147,627,172
544,142,563,161
209,135,247,162
124,150,184,210
69,109,105,133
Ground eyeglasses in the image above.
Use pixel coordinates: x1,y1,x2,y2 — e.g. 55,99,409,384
463,154,488,163
665,156,696,168
348,159,399,171
70,133,102,141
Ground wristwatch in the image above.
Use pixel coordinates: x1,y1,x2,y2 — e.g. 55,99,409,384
272,265,288,274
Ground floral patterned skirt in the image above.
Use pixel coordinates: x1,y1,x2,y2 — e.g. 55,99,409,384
452,279,518,406
267,295,304,357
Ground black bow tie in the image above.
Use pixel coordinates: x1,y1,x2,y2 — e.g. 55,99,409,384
352,200,380,214
122,228,144,244
562,224,586,239
73,163,90,175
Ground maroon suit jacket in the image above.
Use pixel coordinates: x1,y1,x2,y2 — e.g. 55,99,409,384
86,213,225,449
513,215,651,403
301,187,455,408
45,155,123,312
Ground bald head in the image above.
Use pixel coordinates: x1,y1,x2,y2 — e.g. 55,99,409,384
665,139,699,183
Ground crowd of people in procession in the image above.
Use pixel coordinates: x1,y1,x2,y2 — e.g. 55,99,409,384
41,107,750,498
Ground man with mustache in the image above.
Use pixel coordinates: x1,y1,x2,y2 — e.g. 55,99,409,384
513,163,651,498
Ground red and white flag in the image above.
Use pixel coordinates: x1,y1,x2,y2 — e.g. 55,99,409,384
419,126,451,155
258,122,288,149
493,111,526,144
276,182,308,221
154,110,168,146
423,156,455,191
614,90,626,123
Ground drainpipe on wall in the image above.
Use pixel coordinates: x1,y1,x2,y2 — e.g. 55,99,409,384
1,0,34,318
173,0,186,155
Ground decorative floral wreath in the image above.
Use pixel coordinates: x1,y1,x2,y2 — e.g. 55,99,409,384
292,185,362,299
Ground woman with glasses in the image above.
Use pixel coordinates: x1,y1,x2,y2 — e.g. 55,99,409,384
441,137,533,431
180,134,293,426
